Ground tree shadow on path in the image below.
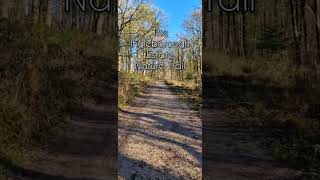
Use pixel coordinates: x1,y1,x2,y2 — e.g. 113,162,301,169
120,110,202,164
118,154,181,180
0,157,103,180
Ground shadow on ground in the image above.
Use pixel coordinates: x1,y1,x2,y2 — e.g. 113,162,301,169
2,83,118,180
119,99,202,164
0,157,102,180
118,155,180,180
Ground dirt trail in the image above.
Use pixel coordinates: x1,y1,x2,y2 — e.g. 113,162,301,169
118,81,202,180
8,82,118,180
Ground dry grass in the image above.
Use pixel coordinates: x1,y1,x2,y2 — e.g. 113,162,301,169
118,72,150,109
204,50,304,88
165,80,202,111
204,50,320,173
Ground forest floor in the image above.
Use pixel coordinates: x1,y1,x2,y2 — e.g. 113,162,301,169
4,81,118,180
118,81,202,180
202,109,303,180
202,74,306,180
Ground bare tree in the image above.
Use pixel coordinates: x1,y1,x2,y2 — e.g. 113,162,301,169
1,0,9,18
183,8,202,84
118,0,145,34
46,0,54,26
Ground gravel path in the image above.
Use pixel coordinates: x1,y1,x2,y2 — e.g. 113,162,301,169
118,81,202,180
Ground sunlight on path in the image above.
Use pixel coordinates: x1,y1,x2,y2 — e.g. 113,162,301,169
118,81,202,180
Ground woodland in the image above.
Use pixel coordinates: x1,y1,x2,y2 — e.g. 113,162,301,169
2,0,319,178
203,0,320,177
0,0,117,176
118,0,202,110
0,0,202,177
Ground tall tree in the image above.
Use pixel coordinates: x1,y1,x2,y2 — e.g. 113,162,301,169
1,0,9,18
32,0,40,23
242,12,247,57
183,8,202,84
289,0,303,65
46,0,54,27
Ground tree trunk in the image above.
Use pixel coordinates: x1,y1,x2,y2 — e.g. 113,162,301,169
1,0,9,18
33,0,40,24
315,0,320,64
46,0,53,27
232,13,239,56
242,12,247,57
96,14,104,35
219,10,223,49
289,0,302,65
301,0,308,54
210,7,215,48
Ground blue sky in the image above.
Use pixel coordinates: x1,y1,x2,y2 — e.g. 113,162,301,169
153,0,201,40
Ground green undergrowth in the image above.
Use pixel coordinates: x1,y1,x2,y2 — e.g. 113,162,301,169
205,51,320,175
0,18,116,166
118,72,150,109
165,80,202,112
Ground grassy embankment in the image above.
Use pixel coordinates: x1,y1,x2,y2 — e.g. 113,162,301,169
118,72,150,109
165,80,202,112
205,51,320,176
0,18,116,176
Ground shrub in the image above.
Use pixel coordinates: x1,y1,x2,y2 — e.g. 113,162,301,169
118,72,150,109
